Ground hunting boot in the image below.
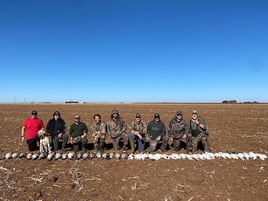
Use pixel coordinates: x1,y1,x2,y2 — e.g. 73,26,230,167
94,143,100,153
160,135,169,152
160,142,168,152
129,140,136,153
122,144,128,152
122,135,129,151
99,142,104,154
186,138,193,153
80,137,88,153
149,140,158,153
113,140,119,150
173,139,181,151
202,141,210,152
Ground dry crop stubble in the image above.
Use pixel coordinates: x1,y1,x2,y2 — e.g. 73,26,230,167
0,103,267,201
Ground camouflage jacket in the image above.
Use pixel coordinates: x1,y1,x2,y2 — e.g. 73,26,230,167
130,120,147,135
188,118,208,137
168,117,188,139
91,121,106,137
106,117,127,138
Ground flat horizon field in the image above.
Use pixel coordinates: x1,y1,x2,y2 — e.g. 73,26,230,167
0,103,267,201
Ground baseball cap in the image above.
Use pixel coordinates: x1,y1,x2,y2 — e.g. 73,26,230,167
53,111,60,116
31,110,38,115
192,110,198,115
176,111,183,116
135,113,141,118
154,113,160,118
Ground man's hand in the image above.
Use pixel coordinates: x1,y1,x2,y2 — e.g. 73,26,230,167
137,134,142,140
133,131,142,140
156,136,161,141
81,133,87,138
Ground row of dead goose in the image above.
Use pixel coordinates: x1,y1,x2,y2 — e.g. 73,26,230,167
1,151,267,161
128,152,267,160
2,151,129,160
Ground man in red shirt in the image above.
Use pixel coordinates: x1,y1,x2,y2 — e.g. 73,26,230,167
21,110,45,151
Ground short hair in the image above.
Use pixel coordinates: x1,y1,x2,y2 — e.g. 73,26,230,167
93,113,101,119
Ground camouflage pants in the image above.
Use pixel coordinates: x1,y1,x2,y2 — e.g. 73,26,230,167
111,132,128,150
172,134,190,151
188,133,209,152
149,135,169,152
173,138,183,151
72,136,88,152
93,135,106,152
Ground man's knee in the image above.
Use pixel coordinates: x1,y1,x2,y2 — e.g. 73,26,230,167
150,140,158,152
191,137,199,151
129,133,135,140
81,137,88,144
162,135,169,142
173,139,181,151
62,133,68,141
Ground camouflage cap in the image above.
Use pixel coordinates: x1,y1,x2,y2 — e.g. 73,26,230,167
111,109,119,114
135,113,141,118
192,110,198,115
176,111,183,116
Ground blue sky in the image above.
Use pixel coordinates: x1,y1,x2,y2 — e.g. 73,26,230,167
0,0,267,103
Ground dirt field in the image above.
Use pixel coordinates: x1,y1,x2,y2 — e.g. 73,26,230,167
0,103,267,201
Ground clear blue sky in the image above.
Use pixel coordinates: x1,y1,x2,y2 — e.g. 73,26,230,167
0,0,267,103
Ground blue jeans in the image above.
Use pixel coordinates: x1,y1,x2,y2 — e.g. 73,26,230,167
129,133,146,152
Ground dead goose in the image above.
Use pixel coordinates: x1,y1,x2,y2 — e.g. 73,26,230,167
67,151,75,159
19,152,26,159
31,153,39,160
55,152,62,160
115,153,121,159
96,151,102,159
11,152,19,159
121,152,128,160
26,153,32,160
89,152,95,160
102,153,108,159
47,152,55,160
76,152,83,160
62,152,67,160
108,152,115,159
38,152,46,160
5,152,12,160
82,152,89,160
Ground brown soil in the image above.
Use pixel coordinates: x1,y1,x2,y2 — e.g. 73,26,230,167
0,103,267,201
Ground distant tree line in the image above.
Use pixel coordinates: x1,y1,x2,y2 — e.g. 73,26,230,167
222,100,259,104
65,101,79,103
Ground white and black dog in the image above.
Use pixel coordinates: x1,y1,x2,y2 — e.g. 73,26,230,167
38,130,52,154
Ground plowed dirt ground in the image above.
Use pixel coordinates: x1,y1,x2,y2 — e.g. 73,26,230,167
0,103,267,201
